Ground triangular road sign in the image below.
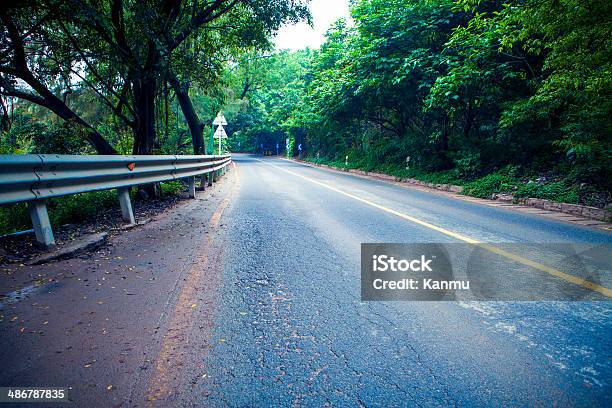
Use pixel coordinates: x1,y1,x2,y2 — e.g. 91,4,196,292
214,124,228,138
213,113,227,126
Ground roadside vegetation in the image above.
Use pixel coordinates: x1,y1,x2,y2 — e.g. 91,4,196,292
226,0,611,209
304,156,586,205
0,182,185,235
0,0,309,234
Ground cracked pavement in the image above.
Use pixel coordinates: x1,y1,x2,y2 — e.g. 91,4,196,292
191,155,611,407
0,154,611,407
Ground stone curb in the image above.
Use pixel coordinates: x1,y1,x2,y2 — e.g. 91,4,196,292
511,197,610,222
287,158,611,222
26,232,108,265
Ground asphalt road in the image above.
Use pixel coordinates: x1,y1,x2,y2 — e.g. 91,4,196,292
1,154,611,407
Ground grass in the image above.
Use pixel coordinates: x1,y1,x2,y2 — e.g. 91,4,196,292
513,181,579,204
304,156,584,205
461,173,516,199
305,157,464,185
0,181,187,236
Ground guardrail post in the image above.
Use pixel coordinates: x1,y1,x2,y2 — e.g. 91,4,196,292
207,172,213,186
117,187,135,224
28,200,55,248
199,174,206,191
213,170,219,182
187,176,196,198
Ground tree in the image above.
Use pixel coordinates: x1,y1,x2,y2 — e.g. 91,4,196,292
0,4,117,153
227,0,610,201
1,0,309,154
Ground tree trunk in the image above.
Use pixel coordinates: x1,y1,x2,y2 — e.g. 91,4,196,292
437,114,452,169
463,103,474,140
169,73,206,154
132,75,160,197
132,76,157,155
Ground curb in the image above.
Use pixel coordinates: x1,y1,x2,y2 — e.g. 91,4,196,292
283,158,611,224
26,232,108,265
500,196,610,222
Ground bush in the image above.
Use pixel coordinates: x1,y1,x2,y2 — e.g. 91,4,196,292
0,203,31,236
462,173,516,199
514,181,579,204
160,180,185,196
0,191,118,236
303,154,592,206
0,181,186,236
388,167,461,185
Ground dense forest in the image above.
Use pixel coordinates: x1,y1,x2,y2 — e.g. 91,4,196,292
1,0,611,222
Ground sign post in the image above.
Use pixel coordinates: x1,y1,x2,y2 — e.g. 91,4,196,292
214,124,228,155
212,113,227,154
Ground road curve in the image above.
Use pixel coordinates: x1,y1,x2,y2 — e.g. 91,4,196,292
0,154,610,407
197,155,611,407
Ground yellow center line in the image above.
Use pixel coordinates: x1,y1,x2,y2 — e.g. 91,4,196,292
256,158,612,298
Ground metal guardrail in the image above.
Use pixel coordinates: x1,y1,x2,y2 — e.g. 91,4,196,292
0,154,232,248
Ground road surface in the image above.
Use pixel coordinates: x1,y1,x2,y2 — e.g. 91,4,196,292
1,154,610,407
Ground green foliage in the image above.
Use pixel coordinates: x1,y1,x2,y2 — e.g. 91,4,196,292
305,155,465,185
0,204,31,236
160,181,185,196
4,0,608,211
398,169,463,186
1,0,309,155
514,182,579,204
47,190,119,226
225,0,609,207
1,113,95,154
0,182,185,235
462,173,516,199
225,50,312,154
0,191,117,235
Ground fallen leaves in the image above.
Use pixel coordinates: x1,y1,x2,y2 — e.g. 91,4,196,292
84,359,97,368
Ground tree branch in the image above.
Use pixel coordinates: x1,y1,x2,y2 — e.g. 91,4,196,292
169,0,242,52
